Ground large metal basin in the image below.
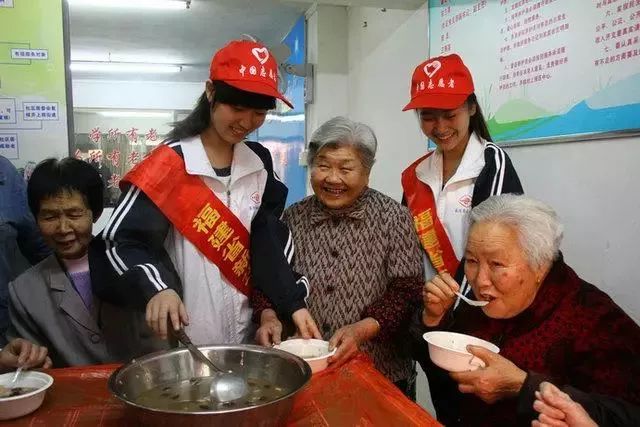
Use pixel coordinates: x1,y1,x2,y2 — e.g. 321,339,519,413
108,345,311,426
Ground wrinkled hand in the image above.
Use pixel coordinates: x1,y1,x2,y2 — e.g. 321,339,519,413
422,272,460,326
291,308,322,340
0,339,52,373
146,289,189,340
255,309,283,346
449,345,526,404
328,318,379,369
531,382,597,427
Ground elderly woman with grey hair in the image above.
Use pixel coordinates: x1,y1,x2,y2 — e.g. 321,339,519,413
412,194,640,426
253,116,424,398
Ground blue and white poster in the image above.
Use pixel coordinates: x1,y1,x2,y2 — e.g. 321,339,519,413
429,0,640,143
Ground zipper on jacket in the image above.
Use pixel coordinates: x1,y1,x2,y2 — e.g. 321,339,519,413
226,189,231,207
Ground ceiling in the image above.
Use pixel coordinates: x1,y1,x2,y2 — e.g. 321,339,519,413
68,0,424,82
68,0,309,82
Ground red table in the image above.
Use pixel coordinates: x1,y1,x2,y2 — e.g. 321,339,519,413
11,354,440,426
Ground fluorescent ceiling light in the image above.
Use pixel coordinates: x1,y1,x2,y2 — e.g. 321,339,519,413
68,0,188,10
97,111,173,118
70,61,182,74
266,114,305,122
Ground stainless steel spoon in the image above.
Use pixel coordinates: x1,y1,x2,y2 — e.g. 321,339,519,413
174,328,248,402
455,291,489,307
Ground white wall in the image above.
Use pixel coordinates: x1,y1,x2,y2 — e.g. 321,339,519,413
305,5,350,137
507,137,640,323
343,3,436,414
306,4,429,199
347,5,429,199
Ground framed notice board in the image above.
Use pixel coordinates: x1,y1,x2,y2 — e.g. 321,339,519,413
428,0,640,144
0,0,72,167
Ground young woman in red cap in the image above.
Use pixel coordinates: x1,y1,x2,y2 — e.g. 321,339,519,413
402,53,524,421
89,40,320,346
401,53,524,305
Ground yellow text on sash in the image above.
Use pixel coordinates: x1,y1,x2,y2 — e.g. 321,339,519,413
191,202,249,280
413,209,446,271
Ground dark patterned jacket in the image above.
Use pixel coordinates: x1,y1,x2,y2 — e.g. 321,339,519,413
254,188,424,382
411,256,640,426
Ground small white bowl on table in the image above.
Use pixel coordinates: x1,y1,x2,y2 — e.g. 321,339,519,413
274,339,336,373
0,371,54,420
423,331,500,372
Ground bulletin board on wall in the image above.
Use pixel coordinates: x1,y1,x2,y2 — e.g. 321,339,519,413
428,0,640,145
0,0,72,169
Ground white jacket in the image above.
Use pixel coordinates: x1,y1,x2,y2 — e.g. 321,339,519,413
415,133,486,280
166,137,267,345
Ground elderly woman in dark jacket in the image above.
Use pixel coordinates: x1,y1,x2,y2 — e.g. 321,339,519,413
413,194,640,426
253,116,424,398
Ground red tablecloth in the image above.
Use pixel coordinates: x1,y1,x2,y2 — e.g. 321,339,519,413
9,354,439,426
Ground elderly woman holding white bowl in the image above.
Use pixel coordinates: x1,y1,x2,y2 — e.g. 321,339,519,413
254,116,424,398
413,194,640,426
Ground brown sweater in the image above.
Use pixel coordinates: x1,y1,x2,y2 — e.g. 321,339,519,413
279,188,424,382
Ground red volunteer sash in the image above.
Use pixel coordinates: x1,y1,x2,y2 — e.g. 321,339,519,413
122,144,251,296
401,153,460,274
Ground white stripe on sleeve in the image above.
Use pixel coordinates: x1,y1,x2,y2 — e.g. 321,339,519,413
102,185,136,239
145,263,169,290
284,232,293,259
109,187,141,240
136,264,165,292
487,144,503,196
287,239,295,264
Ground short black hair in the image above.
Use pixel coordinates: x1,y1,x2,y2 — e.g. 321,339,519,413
28,157,104,219
167,80,276,141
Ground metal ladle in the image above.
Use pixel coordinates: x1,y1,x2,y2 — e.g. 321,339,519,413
174,329,248,403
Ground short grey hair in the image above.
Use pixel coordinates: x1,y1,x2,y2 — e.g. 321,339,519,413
469,194,564,269
307,116,377,170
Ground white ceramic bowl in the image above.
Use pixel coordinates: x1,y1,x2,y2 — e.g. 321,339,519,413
274,339,336,373
422,331,500,372
0,370,53,420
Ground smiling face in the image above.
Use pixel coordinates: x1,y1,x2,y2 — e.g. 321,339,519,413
209,102,267,145
310,144,370,210
36,190,94,260
464,221,547,319
419,101,476,155
205,81,268,145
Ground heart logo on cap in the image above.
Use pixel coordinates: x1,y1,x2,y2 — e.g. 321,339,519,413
252,47,270,65
423,60,441,78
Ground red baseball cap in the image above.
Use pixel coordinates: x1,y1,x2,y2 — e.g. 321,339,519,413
209,40,293,109
402,53,474,111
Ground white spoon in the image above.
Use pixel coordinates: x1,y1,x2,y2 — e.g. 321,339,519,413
10,366,23,388
455,291,489,307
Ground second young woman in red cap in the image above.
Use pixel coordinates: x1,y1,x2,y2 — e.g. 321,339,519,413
90,40,320,346
401,53,524,307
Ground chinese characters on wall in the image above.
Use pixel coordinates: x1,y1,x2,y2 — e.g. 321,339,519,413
74,122,166,207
